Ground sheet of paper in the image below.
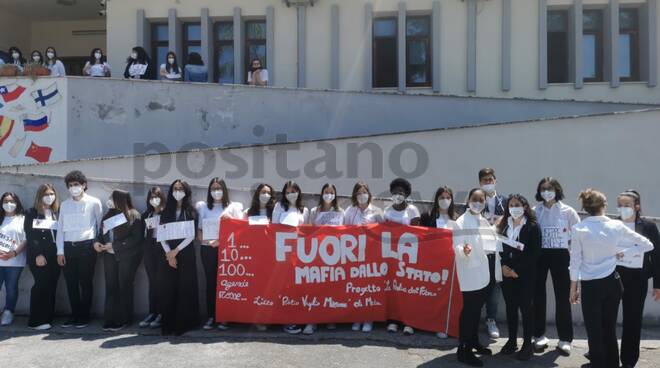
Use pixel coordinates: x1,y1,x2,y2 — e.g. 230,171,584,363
202,217,221,240
315,212,343,226
280,212,301,227
103,213,128,234
436,217,448,229
616,247,644,269
248,216,269,225
156,220,195,242
541,226,569,249
0,232,17,252
497,235,525,251
145,215,160,230
32,218,57,230
62,213,88,232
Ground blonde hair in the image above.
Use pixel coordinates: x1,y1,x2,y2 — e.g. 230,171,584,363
34,183,60,215
578,188,607,216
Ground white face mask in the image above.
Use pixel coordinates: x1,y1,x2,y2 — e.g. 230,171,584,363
130,52,138,60
168,58,175,65
211,190,224,201
509,206,525,219
438,199,452,210
541,190,556,202
357,193,370,205
12,53,19,60
172,190,186,201
69,185,83,198
618,207,635,221
469,201,484,213
259,193,271,205
106,199,115,209
482,184,496,194
42,194,56,206
46,52,55,59
391,194,405,205
322,193,335,204
95,52,102,60
286,192,299,204
32,55,41,62
149,197,161,208
2,202,16,213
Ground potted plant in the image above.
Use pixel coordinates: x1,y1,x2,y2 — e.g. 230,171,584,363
0,64,19,77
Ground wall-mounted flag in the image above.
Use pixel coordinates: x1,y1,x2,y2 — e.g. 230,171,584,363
0,115,15,146
21,113,50,132
0,83,26,103
25,141,52,163
31,83,61,108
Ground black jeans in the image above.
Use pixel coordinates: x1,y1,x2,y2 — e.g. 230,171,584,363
142,237,163,315
27,251,60,327
62,240,96,321
157,244,200,335
581,272,623,368
617,266,648,367
502,274,535,344
200,245,218,320
459,285,491,348
533,248,573,342
103,251,142,326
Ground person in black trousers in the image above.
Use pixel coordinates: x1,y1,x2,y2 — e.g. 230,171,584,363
94,190,144,331
615,190,660,368
25,184,61,330
138,186,166,329
157,179,200,336
496,194,541,361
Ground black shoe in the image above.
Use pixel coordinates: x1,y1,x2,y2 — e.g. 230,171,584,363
473,343,492,356
457,344,484,367
500,340,517,355
516,343,533,361
61,317,76,328
108,324,126,332
102,324,112,331
75,318,89,329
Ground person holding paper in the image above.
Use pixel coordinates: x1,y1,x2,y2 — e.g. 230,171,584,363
159,51,182,81
25,184,60,330
344,181,384,333
196,178,244,331
495,194,541,361
56,170,103,329
157,180,199,336
532,177,580,355
614,190,660,368
569,189,653,368
123,46,153,80
94,190,143,331
453,188,502,367
0,193,27,327
384,178,420,336
139,186,167,329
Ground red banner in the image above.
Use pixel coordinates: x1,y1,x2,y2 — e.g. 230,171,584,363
216,219,462,336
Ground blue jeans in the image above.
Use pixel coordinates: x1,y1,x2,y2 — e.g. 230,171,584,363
0,266,24,312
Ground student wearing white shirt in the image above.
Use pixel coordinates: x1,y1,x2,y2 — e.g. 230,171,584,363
615,190,660,368
30,50,44,66
8,46,25,73
245,183,276,221
569,189,654,368
247,58,268,86
0,192,27,326
44,47,66,77
158,180,199,336
160,51,182,81
344,181,384,333
56,170,102,329
95,190,143,331
83,48,111,77
532,177,580,355
454,188,502,367
25,184,60,331
196,178,244,331
383,178,420,335
273,181,309,335
138,186,166,329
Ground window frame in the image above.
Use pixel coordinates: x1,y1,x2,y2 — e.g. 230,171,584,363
619,7,640,82
151,22,169,75
214,21,234,84
244,19,267,84
582,9,605,83
372,16,398,89
183,22,202,66
547,9,571,84
405,15,432,88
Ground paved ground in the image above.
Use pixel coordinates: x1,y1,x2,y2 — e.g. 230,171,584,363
2,317,660,367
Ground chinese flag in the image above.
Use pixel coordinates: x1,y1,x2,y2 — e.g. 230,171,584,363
25,141,52,163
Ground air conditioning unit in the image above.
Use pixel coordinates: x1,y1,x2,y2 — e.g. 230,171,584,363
283,0,317,7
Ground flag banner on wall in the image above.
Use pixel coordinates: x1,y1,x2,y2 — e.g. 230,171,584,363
215,219,462,336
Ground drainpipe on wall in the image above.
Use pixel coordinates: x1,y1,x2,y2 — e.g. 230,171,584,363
284,0,318,88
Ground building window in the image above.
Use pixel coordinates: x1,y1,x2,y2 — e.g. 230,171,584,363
151,23,169,73
547,10,570,83
582,9,604,82
214,22,234,84
245,20,267,82
406,16,431,87
619,8,640,82
183,23,202,62
373,17,398,88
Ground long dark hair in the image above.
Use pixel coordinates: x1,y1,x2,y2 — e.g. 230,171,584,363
161,180,195,223
618,189,642,222
247,183,275,219
429,186,457,221
0,192,25,224
165,51,180,73
497,194,537,235
350,181,372,207
145,186,166,213
316,183,339,212
127,46,150,64
186,52,204,66
109,190,139,225
206,177,230,209
250,57,263,72
8,47,25,64
45,47,58,64
30,50,44,64
280,181,304,213
89,48,107,65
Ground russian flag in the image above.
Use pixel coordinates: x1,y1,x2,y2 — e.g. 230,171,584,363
22,113,50,132
0,83,26,103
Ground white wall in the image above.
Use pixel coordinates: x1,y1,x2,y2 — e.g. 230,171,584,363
30,19,106,57
0,9,31,52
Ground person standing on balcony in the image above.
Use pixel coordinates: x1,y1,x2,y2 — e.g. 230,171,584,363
160,52,182,81
44,47,66,77
0,192,27,327
124,46,153,80
247,58,268,86
138,187,166,329
184,52,208,82
83,48,111,78
30,50,44,66
8,46,25,74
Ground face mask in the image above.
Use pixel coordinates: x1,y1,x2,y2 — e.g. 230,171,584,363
46,52,55,59
211,190,224,201
509,206,525,219
541,190,556,202
32,55,41,62
286,192,299,204
469,202,484,213
12,53,19,60
357,193,369,205
106,199,115,209
172,190,186,201
42,194,56,206
322,193,335,204
391,194,405,205
94,52,102,60
438,199,452,210
130,52,137,60
69,185,83,197
168,58,175,65
259,193,271,205
2,202,16,213
482,184,496,194
149,197,161,208
618,207,635,221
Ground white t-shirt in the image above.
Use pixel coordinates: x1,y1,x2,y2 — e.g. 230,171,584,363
534,201,580,249
0,215,26,267
195,201,244,244
384,204,421,225
248,69,269,83
160,64,182,80
86,61,110,77
343,205,384,225
272,202,309,225
310,207,344,226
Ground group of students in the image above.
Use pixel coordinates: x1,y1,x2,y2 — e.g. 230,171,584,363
0,168,657,368
0,45,268,86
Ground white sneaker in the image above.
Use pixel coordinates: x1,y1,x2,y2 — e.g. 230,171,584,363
486,319,500,338
217,322,230,331
302,324,316,335
534,335,549,349
361,322,373,333
387,323,398,333
0,310,13,326
30,323,52,331
436,331,448,339
203,318,214,330
557,340,571,356
403,325,415,335
351,323,361,331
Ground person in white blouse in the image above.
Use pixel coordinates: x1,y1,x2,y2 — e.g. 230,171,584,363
247,58,268,86
8,46,25,74
160,51,182,81
344,181,384,333
245,183,276,222
56,170,102,329
0,192,27,326
83,48,111,78
453,188,502,367
196,178,244,331
44,47,66,77
569,189,654,368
